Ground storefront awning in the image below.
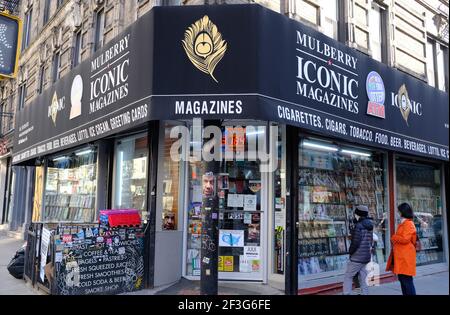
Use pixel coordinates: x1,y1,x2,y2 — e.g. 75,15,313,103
13,4,449,164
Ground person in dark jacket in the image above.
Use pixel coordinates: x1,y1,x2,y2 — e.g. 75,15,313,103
343,205,374,295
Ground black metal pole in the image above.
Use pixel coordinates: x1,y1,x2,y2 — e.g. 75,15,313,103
145,120,159,289
200,119,221,295
285,125,299,295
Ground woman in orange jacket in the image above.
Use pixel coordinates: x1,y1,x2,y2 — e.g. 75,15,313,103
386,203,417,295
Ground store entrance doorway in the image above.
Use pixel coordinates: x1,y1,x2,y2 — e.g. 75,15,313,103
184,124,268,282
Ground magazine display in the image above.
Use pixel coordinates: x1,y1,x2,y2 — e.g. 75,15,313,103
397,170,444,266
298,148,386,275
44,164,97,223
185,159,263,276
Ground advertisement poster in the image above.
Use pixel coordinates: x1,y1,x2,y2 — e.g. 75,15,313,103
247,223,260,242
248,180,262,193
218,256,224,272
239,256,252,273
218,174,229,190
219,229,244,247
275,212,285,228
244,212,252,224
223,256,234,272
244,246,260,260
227,194,244,208
40,228,51,282
252,260,261,272
244,194,257,211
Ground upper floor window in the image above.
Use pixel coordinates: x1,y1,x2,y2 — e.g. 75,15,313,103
52,52,61,83
73,30,82,68
94,9,105,52
22,7,33,51
43,0,51,25
38,65,46,94
369,2,388,63
0,101,7,135
427,38,449,92
18,83,27,111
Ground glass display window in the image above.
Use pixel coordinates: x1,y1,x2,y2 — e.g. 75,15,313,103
185,124,266,280
297,137,388,281
161,124,181,231
44,147,97,223
113,134,148,220
396,158,444,266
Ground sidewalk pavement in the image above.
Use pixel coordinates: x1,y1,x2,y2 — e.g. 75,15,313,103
0,235,448,295
366,271,449,295
0,235,37,295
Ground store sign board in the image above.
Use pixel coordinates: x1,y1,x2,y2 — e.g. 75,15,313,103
13,5,449,164
12,13,155,164
54,228,144,295
150,5,449,161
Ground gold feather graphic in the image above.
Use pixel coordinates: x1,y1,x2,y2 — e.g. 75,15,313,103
182,15,227,83
398,84,411,126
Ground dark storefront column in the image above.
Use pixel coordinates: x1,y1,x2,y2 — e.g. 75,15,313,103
145,121,160,288
200,119,221,295
285,126,299,295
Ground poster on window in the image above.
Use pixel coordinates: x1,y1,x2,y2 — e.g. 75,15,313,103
239,256,252,273
223,256,234,272
244,194,257,211
227,194,244,208
219,229,244,247
244,246,260,260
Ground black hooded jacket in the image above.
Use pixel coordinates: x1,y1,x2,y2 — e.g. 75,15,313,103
349,217,374,264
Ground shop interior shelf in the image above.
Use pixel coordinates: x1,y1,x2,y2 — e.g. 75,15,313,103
419,247,440,251
298,252,349,258
298,236,348,240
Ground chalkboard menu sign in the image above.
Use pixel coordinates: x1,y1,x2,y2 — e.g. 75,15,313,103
53,224,144,295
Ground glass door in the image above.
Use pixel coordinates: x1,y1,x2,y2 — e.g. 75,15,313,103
185,124,267,281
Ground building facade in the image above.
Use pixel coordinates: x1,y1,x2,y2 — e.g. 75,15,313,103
0,0,448,294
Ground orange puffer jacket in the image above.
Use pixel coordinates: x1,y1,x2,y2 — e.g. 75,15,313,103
386,219,417,276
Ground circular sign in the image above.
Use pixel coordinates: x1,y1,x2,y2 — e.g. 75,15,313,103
366,71,385,105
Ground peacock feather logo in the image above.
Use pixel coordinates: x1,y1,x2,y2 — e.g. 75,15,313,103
182,15,227,83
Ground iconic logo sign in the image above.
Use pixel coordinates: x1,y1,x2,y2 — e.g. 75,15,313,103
49,92,59,125
70,75,83,119
182,15,227,83
366,71,385,119
48,91,65,126
398,84,411,126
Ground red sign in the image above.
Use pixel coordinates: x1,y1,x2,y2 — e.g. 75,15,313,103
367,102,386,119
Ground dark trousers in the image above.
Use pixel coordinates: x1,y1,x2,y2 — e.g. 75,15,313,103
398,274,416,295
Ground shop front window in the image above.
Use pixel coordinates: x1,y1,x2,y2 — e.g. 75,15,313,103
273,125,286,275
113,134,148,218
396,159,444,266
44,147,97,222
161,123,181,230
185,124,266,280
297,137,388,281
